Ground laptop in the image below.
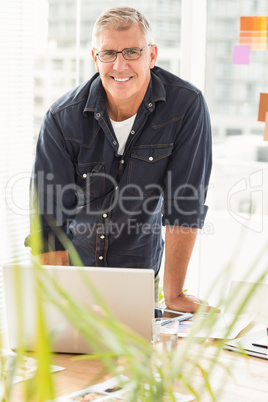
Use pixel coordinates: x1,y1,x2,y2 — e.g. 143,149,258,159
2,263,155,353
252,336,267,349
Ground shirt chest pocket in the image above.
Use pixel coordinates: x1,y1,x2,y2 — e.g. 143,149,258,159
75,162,106,202
127,144,173,195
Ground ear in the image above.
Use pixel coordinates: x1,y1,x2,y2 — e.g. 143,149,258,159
91,49,99,72
149,44,158,69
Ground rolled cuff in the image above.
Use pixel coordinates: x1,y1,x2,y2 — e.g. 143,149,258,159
162,200,208,229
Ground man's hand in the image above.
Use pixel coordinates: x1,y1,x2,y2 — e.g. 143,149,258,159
163,226,220,314
165,291,219,314
37,250,69,266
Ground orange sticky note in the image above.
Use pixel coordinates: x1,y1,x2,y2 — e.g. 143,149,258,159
240,16,252,31
258,93,268,122
264,112,268,141
252,16,260,30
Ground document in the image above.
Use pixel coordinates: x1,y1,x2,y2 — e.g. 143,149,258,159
0,349,64,384
177,312,255,340
53,375,195,401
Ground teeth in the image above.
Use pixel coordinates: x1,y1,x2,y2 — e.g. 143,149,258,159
113,77,130,82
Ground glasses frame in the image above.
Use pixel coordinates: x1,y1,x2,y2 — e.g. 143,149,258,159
95,44,152,63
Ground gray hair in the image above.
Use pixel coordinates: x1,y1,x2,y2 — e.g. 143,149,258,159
92,6,154,48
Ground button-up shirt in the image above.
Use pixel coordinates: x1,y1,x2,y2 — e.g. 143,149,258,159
26,66,212,276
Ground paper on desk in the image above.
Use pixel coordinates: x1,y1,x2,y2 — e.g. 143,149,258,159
177,313,255,340
53,375,130,401
1,349,64,384
52,375,195,401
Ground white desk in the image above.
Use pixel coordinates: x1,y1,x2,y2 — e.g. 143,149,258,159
9,327,268,402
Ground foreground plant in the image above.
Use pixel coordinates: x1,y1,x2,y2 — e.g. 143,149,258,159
1,216,268,401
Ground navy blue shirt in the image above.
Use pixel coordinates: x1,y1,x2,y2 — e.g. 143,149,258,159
26,66,212,276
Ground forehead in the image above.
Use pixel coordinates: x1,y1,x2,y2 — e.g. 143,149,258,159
96,25,146,50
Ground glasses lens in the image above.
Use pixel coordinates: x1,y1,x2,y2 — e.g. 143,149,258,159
122,48,141,60
97,47,145,62
98,50,116,62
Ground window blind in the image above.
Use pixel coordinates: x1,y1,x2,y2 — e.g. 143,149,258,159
0,0,36,265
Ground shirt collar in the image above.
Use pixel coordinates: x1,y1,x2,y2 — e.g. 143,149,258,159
83,74,106,115
143,68,166,113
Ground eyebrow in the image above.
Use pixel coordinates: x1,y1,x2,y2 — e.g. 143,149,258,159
99,46,140,51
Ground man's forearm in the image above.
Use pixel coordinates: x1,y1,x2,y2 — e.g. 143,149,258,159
163,226,197,307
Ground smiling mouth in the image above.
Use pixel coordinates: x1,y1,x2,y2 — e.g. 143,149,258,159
112,77,132,82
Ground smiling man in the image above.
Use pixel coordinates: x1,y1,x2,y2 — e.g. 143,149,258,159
26,7,214,313
92,25,156,121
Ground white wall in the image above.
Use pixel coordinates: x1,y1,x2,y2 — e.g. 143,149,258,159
184,210,268,309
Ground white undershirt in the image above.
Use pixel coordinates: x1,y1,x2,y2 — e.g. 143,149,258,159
110,114,137,155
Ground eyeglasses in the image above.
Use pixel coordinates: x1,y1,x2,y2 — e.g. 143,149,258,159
95,44,152,63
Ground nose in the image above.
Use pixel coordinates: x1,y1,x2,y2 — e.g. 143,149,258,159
112,52,129,71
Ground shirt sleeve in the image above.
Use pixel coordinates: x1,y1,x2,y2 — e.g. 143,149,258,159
25,110,77,254
162,91,212,229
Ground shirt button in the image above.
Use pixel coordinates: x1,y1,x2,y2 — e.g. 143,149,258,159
148,103,153,107
103,213,108,218
82,173,87,178
100,235,105,239
149,156,154,161
99,256,104,260
96,113,101,118
115,186,118,190
130,130,135,135
121,159,124,164
113,140,117,145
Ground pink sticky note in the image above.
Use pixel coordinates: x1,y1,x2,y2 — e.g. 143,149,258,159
232,45,250,65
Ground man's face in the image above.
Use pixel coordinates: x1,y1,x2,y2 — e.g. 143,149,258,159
91,25,157,110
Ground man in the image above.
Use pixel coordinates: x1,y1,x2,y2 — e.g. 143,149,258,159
26,6,213,313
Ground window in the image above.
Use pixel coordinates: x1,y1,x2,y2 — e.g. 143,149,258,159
191,0,268,305
205,0,268,211
52,59,64,70
226,128,243,136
